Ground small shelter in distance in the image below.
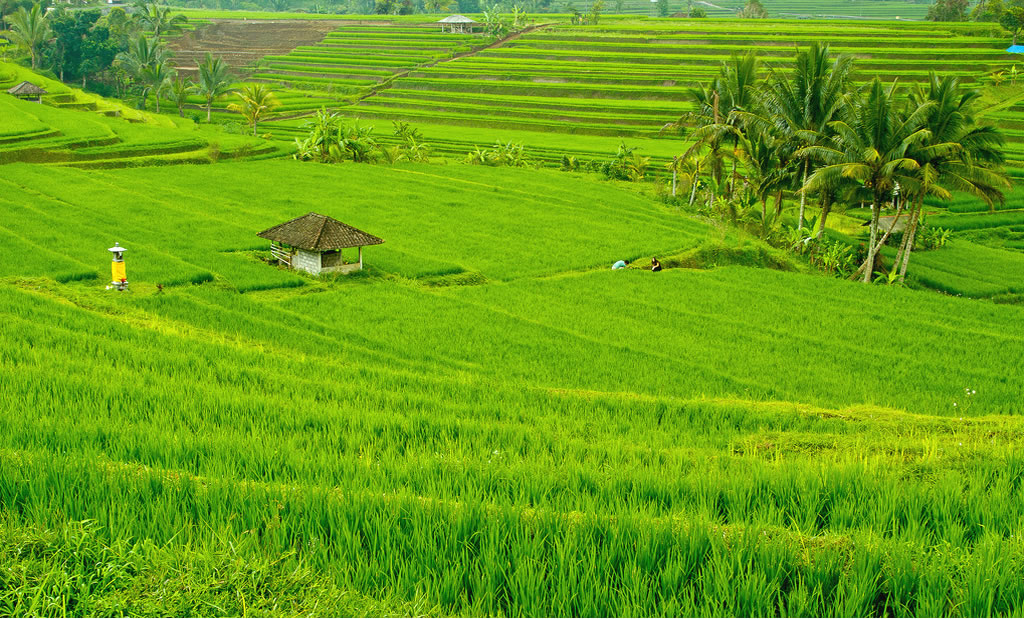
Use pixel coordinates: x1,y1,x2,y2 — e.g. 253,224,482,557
438,14,478,33
257,212,384,276
7,81,47,103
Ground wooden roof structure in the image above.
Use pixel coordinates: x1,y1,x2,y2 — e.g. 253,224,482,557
257,212,383,251
7,81,48,97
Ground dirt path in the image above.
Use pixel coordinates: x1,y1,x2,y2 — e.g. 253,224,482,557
349,23,554,106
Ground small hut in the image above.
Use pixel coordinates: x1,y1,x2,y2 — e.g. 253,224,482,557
257,212,384,276
7,81,48,103
438,14,478,33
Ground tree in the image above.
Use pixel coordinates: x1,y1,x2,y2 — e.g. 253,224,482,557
0,0,30,31
656,0,668,17
423,0,454,11
927,0,968,21
196,52,235,122
227,83,280,136
801,79,932,283
134,0,188,37
78,25,120,88
50,9,101,82
169,75,193,117
141,59,173,113
588,0,603,23
1000,6,1024,44
894,74,1010,282
690,6,707,17
752,43,852,236
738,0,766,17
972,0,1004,21
116,34,172,110
683,52,761,202
8,3,50,70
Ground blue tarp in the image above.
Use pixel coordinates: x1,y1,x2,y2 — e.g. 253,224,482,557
1007,45,1024,53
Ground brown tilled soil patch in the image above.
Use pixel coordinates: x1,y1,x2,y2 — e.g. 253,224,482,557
168,19,347,77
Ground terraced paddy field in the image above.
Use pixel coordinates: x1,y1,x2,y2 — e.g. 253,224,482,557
0,62,284,168
617,0,931,18
349,20,1017,136
3,159,1024,615
165,15,1024,166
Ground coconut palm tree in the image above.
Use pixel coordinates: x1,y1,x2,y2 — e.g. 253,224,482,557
682,52,761,199
141,60,173,113
169,75,193,117
755,43,853,234
227,83,280,136
801,78,934,283
134,0,187,37
196,53,235,122
895,73,1010,282
8,3,50,70
116,34,172,111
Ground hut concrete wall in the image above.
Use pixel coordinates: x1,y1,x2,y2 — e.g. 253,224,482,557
292,248,321,275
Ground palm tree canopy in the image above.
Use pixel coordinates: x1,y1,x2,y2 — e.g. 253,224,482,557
196,53,235,100
8,4,50,67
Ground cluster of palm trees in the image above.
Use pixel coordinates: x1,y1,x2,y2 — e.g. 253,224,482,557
671,43,1010,283
115,31,235,120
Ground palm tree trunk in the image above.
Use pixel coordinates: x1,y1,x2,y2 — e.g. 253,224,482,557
729,136,738,199
816,194,832,241
253,120,258,137
898,201,922,283
671,167,677,197
207,101,212,122
775,188,784,217
853,197,904,282
688,173,698,208
862,196,880,283
798,158,808,231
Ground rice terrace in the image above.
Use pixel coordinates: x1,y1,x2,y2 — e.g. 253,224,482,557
4,0,1024,615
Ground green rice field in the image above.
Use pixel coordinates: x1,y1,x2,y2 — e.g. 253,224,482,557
2,158,1024,615
4,12,1024,616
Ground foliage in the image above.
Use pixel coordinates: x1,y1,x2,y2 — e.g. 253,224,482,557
999,6,1024,43
169,75,193,118
196,52,235,122
917,224,954,250
115,34,173,112
465,140,531,166
7,3,50,70
928,0,969,21
133,0,188,37
738,0,767,18
227,83,281,136
601,142,649,180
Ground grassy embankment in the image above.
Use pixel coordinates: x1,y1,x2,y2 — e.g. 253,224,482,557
2,159,1024,615
0,61,285,167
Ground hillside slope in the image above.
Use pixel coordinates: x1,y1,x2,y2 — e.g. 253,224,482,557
2,159,1024,615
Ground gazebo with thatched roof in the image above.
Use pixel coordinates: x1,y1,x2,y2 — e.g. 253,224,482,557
7,81,47,103
438,14,478,33
257,212,383,275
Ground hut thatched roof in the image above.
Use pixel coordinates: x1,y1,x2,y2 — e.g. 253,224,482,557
7,81,48,96
257,212,383,251
438,14,477,22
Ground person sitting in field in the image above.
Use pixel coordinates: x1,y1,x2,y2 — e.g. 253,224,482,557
612,259,629,270
651,257,662,272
